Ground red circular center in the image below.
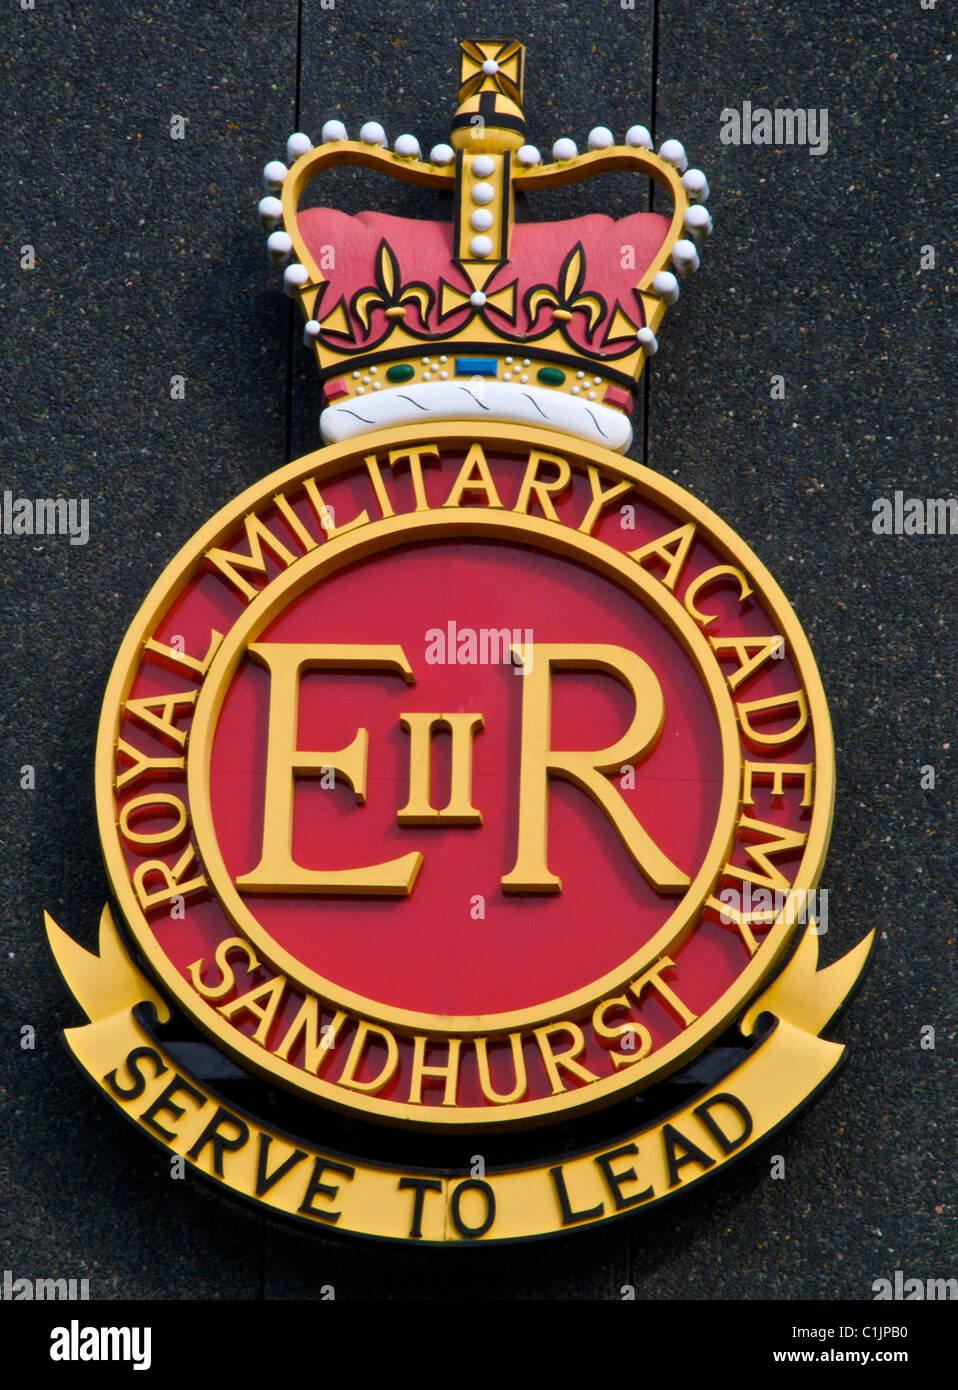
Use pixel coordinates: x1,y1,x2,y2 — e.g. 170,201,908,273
208,538,723,1016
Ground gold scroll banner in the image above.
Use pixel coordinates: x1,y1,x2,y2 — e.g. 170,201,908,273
45,907,872,1244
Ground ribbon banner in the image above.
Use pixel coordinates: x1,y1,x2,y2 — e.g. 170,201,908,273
46,907,871,1243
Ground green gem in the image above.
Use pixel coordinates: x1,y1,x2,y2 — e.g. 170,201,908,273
386,363,415,383
537,367,565,386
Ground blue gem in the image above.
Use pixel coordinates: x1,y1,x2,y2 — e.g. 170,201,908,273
454,357,498,377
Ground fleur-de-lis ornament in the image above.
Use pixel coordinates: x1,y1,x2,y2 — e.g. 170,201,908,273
525,245,606,338
352,240,434,332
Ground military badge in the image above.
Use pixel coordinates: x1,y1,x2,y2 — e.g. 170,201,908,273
47,40,871,1244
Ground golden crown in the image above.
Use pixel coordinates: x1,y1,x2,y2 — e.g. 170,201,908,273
258,39,711,454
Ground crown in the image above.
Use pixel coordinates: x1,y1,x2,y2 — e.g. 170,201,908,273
257,40,711,454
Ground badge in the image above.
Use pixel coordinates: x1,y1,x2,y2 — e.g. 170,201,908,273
47,39,872,1244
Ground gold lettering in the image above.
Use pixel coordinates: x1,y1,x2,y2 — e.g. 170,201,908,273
578,466,632,535
118,792,188,846
474,1033,528,1104
272,490,320,551
364,454,396,518
683,565,753,627
143,630,224,679
273,998,346,1075
187,937,259,1001
337,1021,399,1094
737,690,809,746
709,634,784,692
629,522,696,591
122,692,198,748
387,443,440,512
397,712,483,823
501,644,689,893
205,513,298,602
409,1036,462,1106
705,893,769,957
513,449,571,521
235,643,422,895
132,845,206,910
218,975,286,1046
742,761,813,807
442,442,503,510
592,995,652,1068
115,738,185,792
534,1022,599,1093
302,475,369,538
629,957,698,1027
722,816,808,895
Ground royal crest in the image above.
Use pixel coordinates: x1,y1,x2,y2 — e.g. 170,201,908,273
260,39,708,450
47,40,871,1244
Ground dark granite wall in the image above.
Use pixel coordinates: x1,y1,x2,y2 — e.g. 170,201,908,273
2,0,954,1299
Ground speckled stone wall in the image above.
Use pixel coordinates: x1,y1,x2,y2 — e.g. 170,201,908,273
2,0,954,1300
